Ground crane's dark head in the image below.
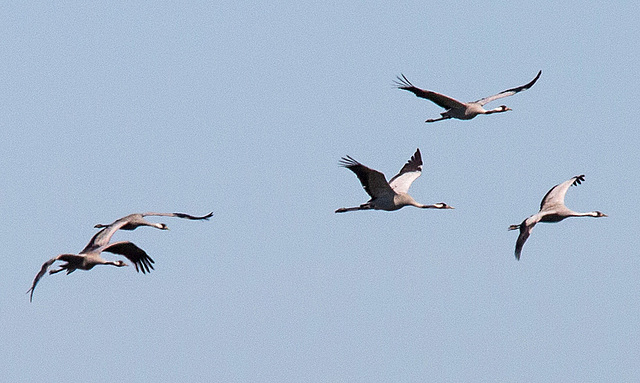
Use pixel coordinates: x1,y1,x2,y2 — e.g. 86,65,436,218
594,211,608,217
499,105,512,112
114,260,128,267
435,202,454,209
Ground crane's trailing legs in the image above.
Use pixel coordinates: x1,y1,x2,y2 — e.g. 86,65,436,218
335,204,373,213
426,116,450,123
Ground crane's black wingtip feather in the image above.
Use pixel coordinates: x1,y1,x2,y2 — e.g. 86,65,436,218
338,156,359,168
393,73,414,89
529,70,542,83
136,255,155,274
527,70,542,87
173,212,214,220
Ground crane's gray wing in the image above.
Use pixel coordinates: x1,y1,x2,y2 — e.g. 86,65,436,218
27,255,66,302
339,156,393,199
474,70,541,106
389,148,423,194
539,175,584,211
395,74,466,109
514,221,532,260
142,212,213,220
81,219,130,253
102,241,155,274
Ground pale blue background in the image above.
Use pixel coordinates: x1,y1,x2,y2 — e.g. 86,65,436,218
1,2,638,382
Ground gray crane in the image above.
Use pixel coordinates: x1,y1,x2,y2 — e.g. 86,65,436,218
509,175,607,260
395,70,541,122
27,219,154,302
93,211,213,231
335,148,454,213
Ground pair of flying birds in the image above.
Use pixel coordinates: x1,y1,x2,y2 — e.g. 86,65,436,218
335,71,606,259
28,211,212,301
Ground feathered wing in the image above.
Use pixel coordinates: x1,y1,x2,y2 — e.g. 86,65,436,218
27,256,59,302
142,212,213,220
26,254,86,301
95,211,213,230
81,219,130,253
514,221,533,260
102,241,155,274
538,175,584,211
339,156,394,199
474,70,542,106
388,148,423,194
395,74,466,110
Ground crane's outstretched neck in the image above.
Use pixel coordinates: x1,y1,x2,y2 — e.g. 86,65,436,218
419,202,454,209
571,211,607,218
484,105,511,115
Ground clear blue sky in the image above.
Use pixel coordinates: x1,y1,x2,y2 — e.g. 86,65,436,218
1,1,639,382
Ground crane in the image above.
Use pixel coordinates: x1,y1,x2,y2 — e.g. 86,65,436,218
27,219,154,301
94,211,213,231
335,148,453,213
509,175,607,260
395,70,541,122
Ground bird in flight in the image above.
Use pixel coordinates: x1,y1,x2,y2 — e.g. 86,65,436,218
335,148,454,213
508,175,607,260
27,219,154,302
28,211,212,301
395,70,541,122
94,211,213,231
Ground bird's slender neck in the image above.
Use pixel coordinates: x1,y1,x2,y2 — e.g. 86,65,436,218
105,260,126,267
570,211,601,217
484,107,507,115
397,196,451,210
418,202,450,209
